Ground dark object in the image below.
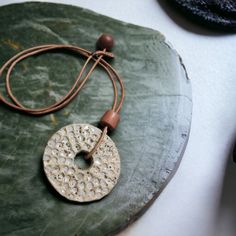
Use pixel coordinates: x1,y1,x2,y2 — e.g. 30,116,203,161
233,142,236,163
171,0,236,32
96,34,114,51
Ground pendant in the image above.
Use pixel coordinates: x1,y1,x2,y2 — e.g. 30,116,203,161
43,124,120,202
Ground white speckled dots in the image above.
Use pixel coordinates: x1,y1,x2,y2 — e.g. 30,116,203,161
43,124,120,202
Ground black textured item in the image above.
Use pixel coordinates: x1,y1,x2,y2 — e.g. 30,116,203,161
171,0,236,31
233,142,236,163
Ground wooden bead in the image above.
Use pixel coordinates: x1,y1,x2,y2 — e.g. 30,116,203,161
100,110,120,130
96,34,114,51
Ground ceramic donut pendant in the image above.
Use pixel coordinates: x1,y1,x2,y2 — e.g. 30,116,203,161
0,33,124,203
43,124,120,202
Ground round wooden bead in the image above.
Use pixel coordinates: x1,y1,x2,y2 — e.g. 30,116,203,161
96,34,114,51
100,110,120,130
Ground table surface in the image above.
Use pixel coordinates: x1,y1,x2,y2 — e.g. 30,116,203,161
1,1,236,236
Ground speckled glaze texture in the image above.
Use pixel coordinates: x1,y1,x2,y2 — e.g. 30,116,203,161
171,0,236,31
43,124,120,202
0,2,192,236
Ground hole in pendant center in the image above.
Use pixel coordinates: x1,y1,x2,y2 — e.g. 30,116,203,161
74,151,93,170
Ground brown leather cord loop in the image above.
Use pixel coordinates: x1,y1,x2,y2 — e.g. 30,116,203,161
0,44,125,159
0,45,122,114
84,126,108,160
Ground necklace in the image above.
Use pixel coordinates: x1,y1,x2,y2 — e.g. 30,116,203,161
0,34,125,202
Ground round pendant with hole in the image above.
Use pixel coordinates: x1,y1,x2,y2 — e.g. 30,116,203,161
43,124,120,202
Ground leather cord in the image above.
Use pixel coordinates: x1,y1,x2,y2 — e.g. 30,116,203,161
0,44,125,159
